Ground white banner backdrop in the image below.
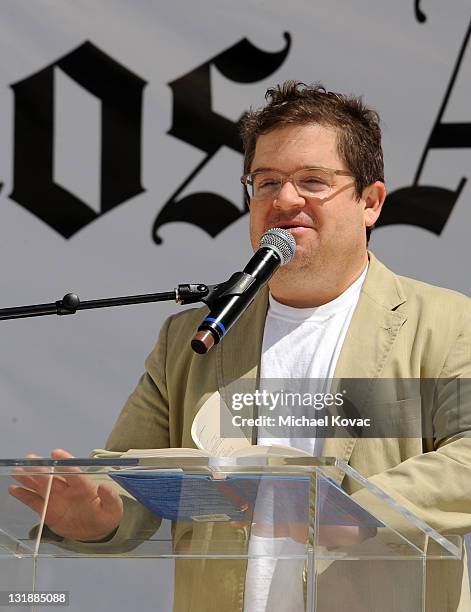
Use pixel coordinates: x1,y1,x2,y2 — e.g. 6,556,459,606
0,0,470,605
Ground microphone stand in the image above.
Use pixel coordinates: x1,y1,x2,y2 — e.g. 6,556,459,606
0,273,254,321
0,284,211,321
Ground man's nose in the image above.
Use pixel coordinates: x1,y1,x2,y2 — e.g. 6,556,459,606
272,181,306,209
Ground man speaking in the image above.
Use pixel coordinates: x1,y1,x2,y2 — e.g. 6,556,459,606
10,81,471,611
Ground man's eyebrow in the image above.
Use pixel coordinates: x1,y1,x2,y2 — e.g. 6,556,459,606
249,165,325,174
249,166,276,173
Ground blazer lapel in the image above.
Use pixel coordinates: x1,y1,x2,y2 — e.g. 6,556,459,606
323,253,408,480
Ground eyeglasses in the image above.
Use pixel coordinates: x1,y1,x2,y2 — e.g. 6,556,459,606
240,167,354,201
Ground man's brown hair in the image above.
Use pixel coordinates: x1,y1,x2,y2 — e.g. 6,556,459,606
239,81,385,241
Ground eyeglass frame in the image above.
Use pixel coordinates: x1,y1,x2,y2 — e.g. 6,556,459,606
240,166,355,201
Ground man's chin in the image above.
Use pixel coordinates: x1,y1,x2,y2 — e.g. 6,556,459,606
289,238,318,261
277,252,313,274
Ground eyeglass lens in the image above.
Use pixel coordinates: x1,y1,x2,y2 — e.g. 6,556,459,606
248,168,333,199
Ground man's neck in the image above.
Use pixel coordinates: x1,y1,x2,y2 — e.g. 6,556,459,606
269,253,369,308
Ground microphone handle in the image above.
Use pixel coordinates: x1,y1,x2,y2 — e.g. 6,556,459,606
191,248,281,354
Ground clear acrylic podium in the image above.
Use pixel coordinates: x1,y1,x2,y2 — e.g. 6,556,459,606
0,457,462,611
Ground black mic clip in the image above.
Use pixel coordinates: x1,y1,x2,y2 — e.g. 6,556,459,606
175,284,210,304
203,272,257,308
176,273,257,308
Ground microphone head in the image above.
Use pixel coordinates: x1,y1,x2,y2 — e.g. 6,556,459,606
259,228,296,265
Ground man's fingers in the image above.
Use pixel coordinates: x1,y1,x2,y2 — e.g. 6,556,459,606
49,449,96,493
11,472,46,490
13,454,57,490
22,449,90,495
17,453,51,475
97,483,123,513
8,485,46,516
51,449,74,460
50,449,81,475
11,469,68,497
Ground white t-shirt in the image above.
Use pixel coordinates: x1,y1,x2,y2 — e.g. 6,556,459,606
243,266,368,612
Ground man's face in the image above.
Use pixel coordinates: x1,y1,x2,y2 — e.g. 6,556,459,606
248,123,377,278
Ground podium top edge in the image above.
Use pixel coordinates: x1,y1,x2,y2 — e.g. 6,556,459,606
0,457,339,468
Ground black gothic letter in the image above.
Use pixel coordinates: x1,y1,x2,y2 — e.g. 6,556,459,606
152,33,291,244
10,41,147,238
378,19,471,235
415,0,427,23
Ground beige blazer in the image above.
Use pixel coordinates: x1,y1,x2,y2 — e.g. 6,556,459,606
101,252,471,612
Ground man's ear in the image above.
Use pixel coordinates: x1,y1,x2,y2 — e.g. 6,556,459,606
363,181,386,227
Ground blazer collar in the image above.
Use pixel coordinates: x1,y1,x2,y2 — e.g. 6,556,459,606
332,251,407,379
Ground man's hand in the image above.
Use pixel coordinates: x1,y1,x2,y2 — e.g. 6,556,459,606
8,449,123,542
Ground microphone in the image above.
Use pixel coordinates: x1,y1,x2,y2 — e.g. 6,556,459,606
191,228,296,354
